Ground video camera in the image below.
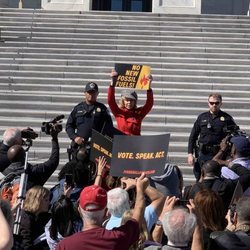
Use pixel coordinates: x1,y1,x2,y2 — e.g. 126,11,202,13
224,125,246,138
41,115,64,135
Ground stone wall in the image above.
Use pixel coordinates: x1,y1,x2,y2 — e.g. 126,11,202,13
0,0,41,8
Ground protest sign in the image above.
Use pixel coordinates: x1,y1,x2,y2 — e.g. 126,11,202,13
114,63,151,90
90,129,113,167
110,133,170,177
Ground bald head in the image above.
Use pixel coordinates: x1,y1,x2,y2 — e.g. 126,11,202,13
163,208,196,245
7,145,25,163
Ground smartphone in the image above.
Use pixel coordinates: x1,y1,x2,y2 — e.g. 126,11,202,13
176,199,189,207
65,174,74,187
229,204,236,223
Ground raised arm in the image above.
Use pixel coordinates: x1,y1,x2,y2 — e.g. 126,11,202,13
94,156,107,186
132,173,149,223
140,75,154,118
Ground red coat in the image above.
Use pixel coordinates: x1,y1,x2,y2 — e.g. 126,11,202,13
108,86,154,135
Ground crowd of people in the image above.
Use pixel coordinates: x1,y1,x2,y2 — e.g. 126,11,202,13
0,70,250,250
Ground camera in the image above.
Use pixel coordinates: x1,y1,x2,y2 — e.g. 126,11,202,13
21,128,38,147
21,128,38,140
41,115,64,135
229,204,236,223
224,125,246,138
65,174,74,188
175,199,189,207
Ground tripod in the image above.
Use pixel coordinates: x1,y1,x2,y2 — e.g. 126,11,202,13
13,142,31,235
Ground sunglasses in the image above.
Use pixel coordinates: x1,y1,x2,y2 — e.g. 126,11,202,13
209,101,220,105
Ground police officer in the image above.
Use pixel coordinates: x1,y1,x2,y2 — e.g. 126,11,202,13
66,82,113,149
187,93,237,181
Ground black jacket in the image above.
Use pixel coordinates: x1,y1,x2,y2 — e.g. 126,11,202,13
0,143,11,172
209,230,250,250
2,137,59,187
188,110,236,154
66,101,113,141
16,210,50,250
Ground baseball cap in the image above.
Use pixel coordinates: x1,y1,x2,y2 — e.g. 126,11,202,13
85,82,98,92
79,185,107,211
121,89,137,100
230,136,250,153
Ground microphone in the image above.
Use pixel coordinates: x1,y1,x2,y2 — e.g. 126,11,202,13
51,115,65,123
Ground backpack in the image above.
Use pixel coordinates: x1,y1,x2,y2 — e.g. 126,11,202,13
0,172,22,207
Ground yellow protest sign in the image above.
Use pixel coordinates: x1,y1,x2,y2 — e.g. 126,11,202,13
114,63,151,90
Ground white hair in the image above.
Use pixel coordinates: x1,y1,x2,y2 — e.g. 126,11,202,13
80,205,106,225
163,208,196,245
3,128,22,146
107,188,130,217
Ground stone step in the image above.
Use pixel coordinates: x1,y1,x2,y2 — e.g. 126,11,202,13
2,83,250,103
3,40,250,55
2,14,250,28
1,63,250,77
2,53,250,66
2,60,250,72
3,67,250,78
2,79,250,101
0,91,249,110
1,25,250,38
3,72,250,85
3,25,250,39
3,36,250,50
2,47,250,60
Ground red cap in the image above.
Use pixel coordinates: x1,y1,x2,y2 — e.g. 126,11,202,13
79,185,107,211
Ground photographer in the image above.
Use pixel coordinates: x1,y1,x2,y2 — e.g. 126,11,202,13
209,197,250,250
2,126,60,188
216,135,250,174
0,128,23,172
213,135,250,196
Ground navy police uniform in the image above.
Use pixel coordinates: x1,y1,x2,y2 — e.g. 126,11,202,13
188,110,237,180
66,101,113,142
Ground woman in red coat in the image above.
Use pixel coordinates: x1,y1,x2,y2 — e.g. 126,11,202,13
108,70,154,135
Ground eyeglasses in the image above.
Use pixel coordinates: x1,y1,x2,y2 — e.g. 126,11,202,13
209,101,220,105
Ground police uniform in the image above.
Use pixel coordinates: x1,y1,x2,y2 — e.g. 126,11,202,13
66,101,113,142
188,110,237,179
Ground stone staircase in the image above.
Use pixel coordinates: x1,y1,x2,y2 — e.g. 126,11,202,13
1,8,250,187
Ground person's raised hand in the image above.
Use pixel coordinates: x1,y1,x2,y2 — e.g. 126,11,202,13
96,156,107,176
135,172,149,193
121,177,136,191
110,69,118,86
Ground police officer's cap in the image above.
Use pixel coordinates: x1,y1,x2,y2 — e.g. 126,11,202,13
85,82,98,92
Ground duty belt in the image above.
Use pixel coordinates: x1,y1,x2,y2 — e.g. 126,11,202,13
199,144,220,155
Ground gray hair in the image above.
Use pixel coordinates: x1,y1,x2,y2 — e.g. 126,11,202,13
3,128,22,146
107,188,130,217
236,197,250,223
81,205,106,225
162,208,197,245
